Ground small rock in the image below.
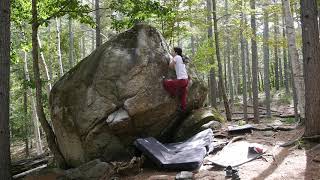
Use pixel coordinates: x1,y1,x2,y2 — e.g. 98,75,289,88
63,159,112,180
201,120,222,130
175,171,193,180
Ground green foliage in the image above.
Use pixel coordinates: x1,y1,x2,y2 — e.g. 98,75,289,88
283,117,296,124
110,0,173,31
192,39,216,73
12,0,94,27
279,93,292,104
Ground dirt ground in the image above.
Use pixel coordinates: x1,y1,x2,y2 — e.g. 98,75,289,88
121,124,320,180
12,103,320,180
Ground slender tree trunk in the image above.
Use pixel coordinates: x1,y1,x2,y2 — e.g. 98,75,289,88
190,21,195,56
0,0,11,178
23,81,30,157
37,34,52,93
32,0,67,168
274,14,280,90
91,0,95,51
95,0,102,47
23,51,43,155
263,10,271,118
225,0,233,103
250,0,259,123
224,48,227,95
283,0,305,120
212,0,231,121
282,16,290,94
68,17,74,68
55,18,64,76
207,0,217,107
233,44,240,97
81,33,86,59
245,38,252,102
241,7,248,121
301,0,320,136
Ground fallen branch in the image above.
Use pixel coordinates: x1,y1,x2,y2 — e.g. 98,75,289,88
232,115,267,121
253,125,295,132
242,104,280,113
12,164,47,179
274,114,295,118
226,136,246,147
11,153,49,176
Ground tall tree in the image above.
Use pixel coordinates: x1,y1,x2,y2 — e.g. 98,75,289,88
274,12,280,90
245,37,252,102
282,15,289,94
69,17,74,67
212,0,232,121
0,0,11,178
263,8,271,117
23,51,43,155
250,0,259,123
55,18,64,76
37,34,52,92
206,0,217,107
283,0,305,120
240,0,247,121
225,0,234,103
32,0,66,167
95,0,102,47
301,0,320,136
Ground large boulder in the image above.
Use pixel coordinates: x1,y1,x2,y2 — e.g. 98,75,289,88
174,107,224,141
50,23,207,167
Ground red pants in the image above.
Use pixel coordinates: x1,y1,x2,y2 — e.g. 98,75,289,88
163,79,189,111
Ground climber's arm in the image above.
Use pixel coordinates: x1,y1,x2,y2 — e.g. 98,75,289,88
169,57,176,69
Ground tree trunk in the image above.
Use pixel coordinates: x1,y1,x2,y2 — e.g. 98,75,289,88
95,0,102,47
55,18,64,77
240,7,248,121
190,21,195,56
207,0,217,107
283,0,305,119
250,0,259,123
233,43,240,97
274,13,280,90
282,15,290,94
68,17,74,68
37,34,52,93
225,0,234,104
32,0,67,168
227,40,233,103
212,0,231,121
23,82,30,157
263,10,271,118
225,0,233,103
0,0,11,178
23,51,43,155
301,0,320,136
245,38,252,102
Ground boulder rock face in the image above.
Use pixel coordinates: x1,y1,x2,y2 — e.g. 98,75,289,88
174,107,224,141
50,24,207,167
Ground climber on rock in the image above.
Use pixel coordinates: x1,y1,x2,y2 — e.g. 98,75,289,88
163,47,189,112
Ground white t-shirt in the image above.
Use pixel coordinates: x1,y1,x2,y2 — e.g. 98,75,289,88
173,55,188,79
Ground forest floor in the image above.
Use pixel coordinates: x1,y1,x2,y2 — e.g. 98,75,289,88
11,92,320,180
120,104,320,180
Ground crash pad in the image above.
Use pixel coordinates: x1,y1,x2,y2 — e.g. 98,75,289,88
208,141,265,168
134,129,214,170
